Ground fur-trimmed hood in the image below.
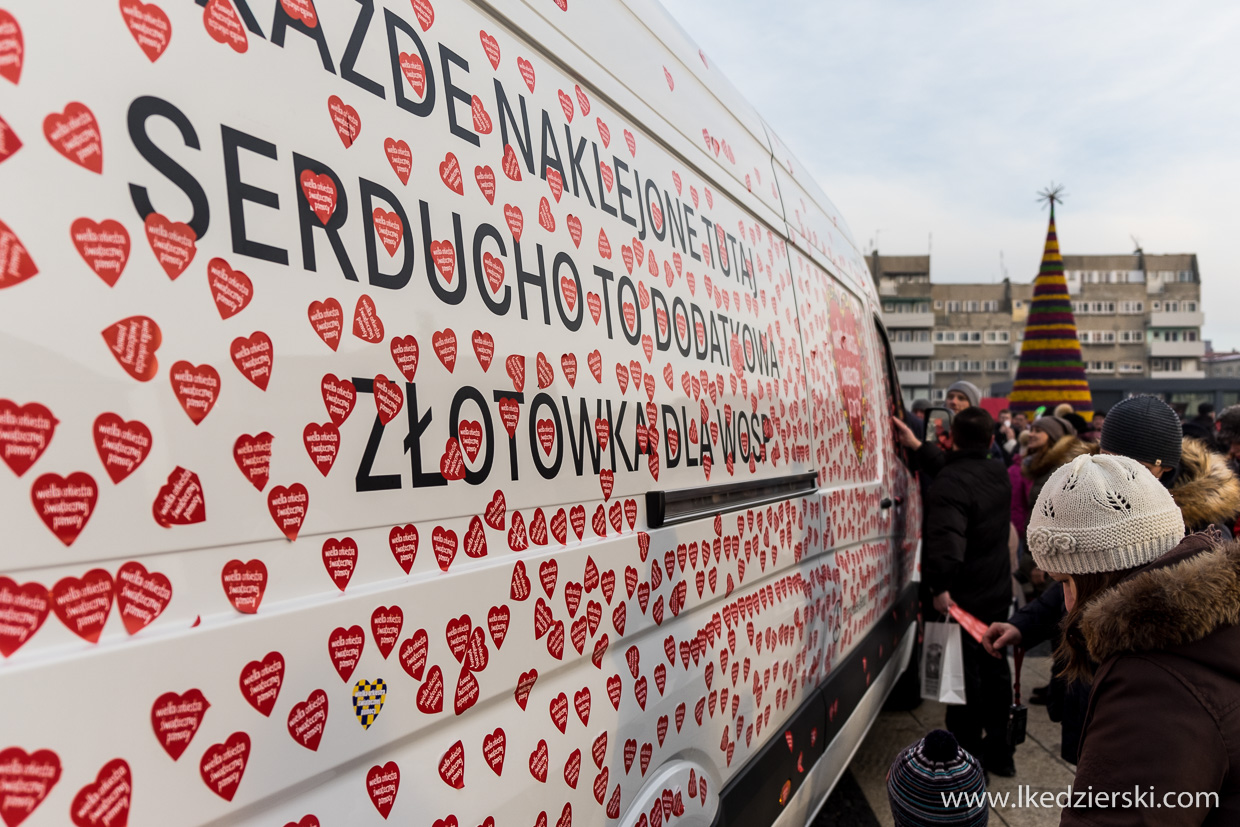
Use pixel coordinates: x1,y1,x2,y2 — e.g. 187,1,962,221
1024,435,1095,481
1081,533,1240,664
1171,437,1240,532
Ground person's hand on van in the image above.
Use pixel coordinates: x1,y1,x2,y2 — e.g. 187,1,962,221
891,416,922,450
982,622,1022,657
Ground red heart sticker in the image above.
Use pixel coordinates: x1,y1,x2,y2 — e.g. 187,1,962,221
50,568,113,642
300,171,337,224
71,218,130,286
287,688,328,751
438,741,465,788
463,514,487,557
221,559,266,614
0,577,50,657
440,152,464,194
482,251,504,292
471,330,495,371
503,203,523,239
517,56,535,91
440,438,466,481
239,650,284,716
432,328,458,372
0,748,60,825
390,335,419,381
538,196,555,231
115,560,172,634
560,354,577,388
482,727,505,776
371,605,404,659
120,0,172,61
206,257,253,318
454,665,480,715
432,526,458,571
501,145,522,181
384,137,412,185
303,422,340,477
267,482,308,541
43,102,102,173
328,625,365,682
505,354,526,391
230,331,273,390
353,294,385,342
307,298,343,350
366,761,400,819
416,664,444,713
322,537,357,591
472,96,493,134
479,30,501,68
233,432,273,491
31,472,97,546
509,561,531,601
143,212,196,278
321,374,355,425
515,668,537,710
0,9,24,84
199,731,250,801
169,361,221,424
399,48,426,95
280,0,318,26
497,397,520,438
372,207,403,255
399,629,428,681
1,399,57,477
0,219,37,289
388,524,418,573
102,315,161,382
150,689,209,760
327,94,361,147
203,0,248,52
0,117,18,163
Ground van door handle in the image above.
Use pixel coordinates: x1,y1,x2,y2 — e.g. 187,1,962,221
880,497,901,510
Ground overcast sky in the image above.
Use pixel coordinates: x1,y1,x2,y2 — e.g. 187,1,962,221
659,0,1240,350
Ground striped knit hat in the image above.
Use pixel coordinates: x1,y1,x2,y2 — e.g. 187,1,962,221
1009,203,1093,418
887,730,988,827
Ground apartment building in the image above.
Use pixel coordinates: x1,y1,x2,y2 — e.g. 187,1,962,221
1205,348,1240,379
873,251,1205,404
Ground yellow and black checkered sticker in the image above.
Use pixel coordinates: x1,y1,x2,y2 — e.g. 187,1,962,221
352,678,387,729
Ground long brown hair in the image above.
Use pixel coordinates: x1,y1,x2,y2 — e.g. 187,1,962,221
1054,569,1138,684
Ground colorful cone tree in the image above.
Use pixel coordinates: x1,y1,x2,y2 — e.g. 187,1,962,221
1009,189,1093,418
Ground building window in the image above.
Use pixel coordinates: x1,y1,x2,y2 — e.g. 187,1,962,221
1152,358,1184,372
985,359,1010,371
1118,301,1144,314
947,301,961,313
1119,362,1144,374
1186,301,1198,312
1086,361,1116,373
1119,330,1144,344
931,389,946,401
934,300,943,309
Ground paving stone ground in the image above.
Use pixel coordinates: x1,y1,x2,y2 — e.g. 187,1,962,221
814,647,1071,826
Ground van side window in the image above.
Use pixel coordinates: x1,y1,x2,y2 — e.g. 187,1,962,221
873,317,913,469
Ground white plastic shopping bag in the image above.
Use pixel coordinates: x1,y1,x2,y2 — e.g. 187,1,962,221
920,620,967,705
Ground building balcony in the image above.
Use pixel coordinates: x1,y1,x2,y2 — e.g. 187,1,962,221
891,340,934,358
1148,311,1204,328
1150,370,1206,380
897,370,932,387
1148,340,1205,358
881,311,935,329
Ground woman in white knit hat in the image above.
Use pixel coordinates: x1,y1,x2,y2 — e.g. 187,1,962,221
1029,454,1240,826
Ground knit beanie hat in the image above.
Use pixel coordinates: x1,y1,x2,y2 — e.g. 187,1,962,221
1028,454,1185,575
887,729,987,827
1031,415,1075,443
1218,405,1240,446
946,381,981,408
1100,395,1182,471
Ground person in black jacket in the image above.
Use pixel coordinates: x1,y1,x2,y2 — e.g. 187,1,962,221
894,406,1015,774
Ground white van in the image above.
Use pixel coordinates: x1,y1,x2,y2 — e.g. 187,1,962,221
0,0,921,825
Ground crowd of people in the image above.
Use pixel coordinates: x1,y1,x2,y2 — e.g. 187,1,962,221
886,384,1240,825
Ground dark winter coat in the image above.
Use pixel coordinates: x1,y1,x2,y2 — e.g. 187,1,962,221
921,447,1013,620
1008,582,1086,763
1172,438,1240,534
1061,533,1240,826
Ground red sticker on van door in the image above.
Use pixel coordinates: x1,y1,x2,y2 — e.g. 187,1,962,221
233,432,273,491
366,762,400,818
221,560,266,614
0,399,56,477
300,171,336,224
43,102,102,173
328,625,365,682
322,537,357,590
352,294,384,342
150,689,209,760
287,689,328,751
199,732,250,801
115,561,172,634
267,483,308,540
440,152,464,194
231,332,273,390
303,422,340,476
239,651,284,716
0,577,49,657
31,472,97,546
320,374,355,425
50,569,113,642
327,95,360,147
0,748,60,826
389,524,418,573
384,138,412,185
102,315,161,381
169,361,220,424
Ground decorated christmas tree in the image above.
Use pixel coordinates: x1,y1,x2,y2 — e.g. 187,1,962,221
1009,186,1093,418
